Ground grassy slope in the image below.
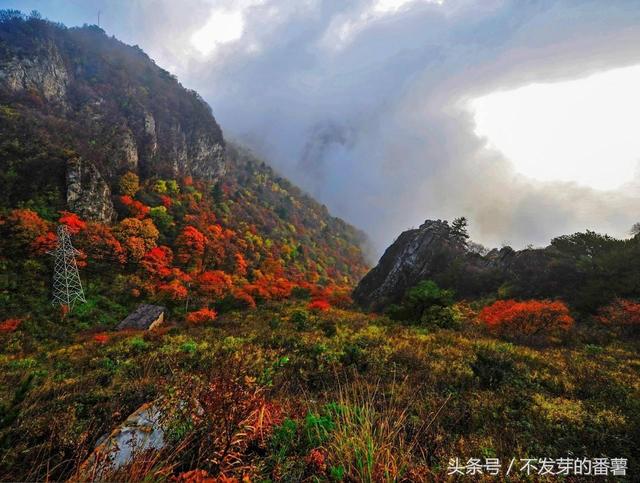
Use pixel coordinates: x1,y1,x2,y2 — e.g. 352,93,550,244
0,303,638,481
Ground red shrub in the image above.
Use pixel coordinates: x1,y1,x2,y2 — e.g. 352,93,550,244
479,299,573,342
0,318,22,333
159,195,173,208
7,209,49,244
93,333,110,344
158,279,188,301
306,448,328,474
31,231,58,255
59,211,86,234
231,289,256,309
142,246,174,278
120,195,150,219
308,299,331,312
197,271,233,299
186,308,218,325
597,298,640,337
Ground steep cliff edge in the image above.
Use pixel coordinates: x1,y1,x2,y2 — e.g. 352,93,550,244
0,13,225,221
353,219,556,311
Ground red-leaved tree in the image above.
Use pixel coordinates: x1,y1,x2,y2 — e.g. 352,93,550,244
479,299,574,343
596,298,640,337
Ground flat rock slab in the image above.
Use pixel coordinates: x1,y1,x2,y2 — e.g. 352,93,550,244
116,304,166,331
76,401,165,480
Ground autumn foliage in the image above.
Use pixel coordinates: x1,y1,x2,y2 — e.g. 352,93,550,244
479,299,574,342
308,299,331,312
58,211,86,234
0,168,365,326
0,318,22,333
596,298,640,337
93,333,110,344
186,308,218,325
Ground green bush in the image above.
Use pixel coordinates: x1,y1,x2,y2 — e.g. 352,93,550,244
386,280,458,328
470,345,515,389
291,308,310,331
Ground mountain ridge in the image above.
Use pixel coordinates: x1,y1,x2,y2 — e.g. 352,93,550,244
1,11,225,222
0,10,369,317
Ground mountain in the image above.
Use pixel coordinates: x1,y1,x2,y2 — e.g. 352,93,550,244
0,11,227,222
354,218,640,312
0,11,368,324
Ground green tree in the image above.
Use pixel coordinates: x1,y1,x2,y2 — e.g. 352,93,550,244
451,217,469,245
118,171,139,196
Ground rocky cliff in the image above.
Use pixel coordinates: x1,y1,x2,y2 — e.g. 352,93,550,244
353,219,554,311
0,13,225,221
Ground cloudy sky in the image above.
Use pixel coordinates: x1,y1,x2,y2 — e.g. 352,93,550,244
8,0,640,257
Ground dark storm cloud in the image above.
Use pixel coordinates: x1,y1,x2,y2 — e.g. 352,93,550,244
8,0,640,257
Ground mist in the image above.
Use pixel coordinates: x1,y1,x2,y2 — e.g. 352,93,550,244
9,0,640,257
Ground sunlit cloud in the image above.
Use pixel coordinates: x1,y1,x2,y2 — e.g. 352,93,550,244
190,9,244,55
471,64,640,190
374,0,444,13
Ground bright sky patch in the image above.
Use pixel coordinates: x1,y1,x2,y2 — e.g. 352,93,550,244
471,64,640,190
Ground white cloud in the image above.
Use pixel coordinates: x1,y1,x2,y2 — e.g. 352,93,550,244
374,0,443,13
471,64,640,190
190,9,244,55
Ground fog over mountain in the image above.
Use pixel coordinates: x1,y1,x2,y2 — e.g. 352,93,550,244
9,0,640,256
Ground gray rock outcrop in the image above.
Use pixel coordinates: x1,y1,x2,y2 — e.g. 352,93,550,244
66,157,115,222
353,219,554,311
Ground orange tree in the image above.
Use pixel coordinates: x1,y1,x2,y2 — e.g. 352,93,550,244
479,299,574,344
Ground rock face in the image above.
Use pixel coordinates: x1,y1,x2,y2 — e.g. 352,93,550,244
78,401,165,480
0,15,226,221
66,157,116,222
0,40,69,103
353,219,554,311
354,220,468,311
115,304,166,331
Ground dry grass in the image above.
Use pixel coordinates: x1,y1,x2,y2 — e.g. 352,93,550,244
322,373,450,482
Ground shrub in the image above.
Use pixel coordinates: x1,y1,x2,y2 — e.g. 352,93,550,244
93,333,110,344
479,299,573,343
308,299,331,312
119,172,140,196
319,319,337,337
186,308,218,325
128,336,149,351
470,346,515,388
386,280,458,328
596,298,640,338
0,318,22,333
290,308,310,331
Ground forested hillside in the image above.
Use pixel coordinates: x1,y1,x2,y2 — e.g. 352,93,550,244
0,10,368,336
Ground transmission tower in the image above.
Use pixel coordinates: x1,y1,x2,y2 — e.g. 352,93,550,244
50,224,86,310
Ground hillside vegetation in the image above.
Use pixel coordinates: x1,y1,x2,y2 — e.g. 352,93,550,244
0,10,639,483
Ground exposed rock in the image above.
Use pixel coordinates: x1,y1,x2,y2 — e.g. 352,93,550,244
0,41,69,103
0,17,227,218
143,111,158,158
353,220,467,311
77,401,165,480
66,157,115,222
116,304,165,331
117,127,139,172
353,219,556,311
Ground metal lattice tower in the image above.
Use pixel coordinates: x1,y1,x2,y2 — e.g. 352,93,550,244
50,224,86,309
